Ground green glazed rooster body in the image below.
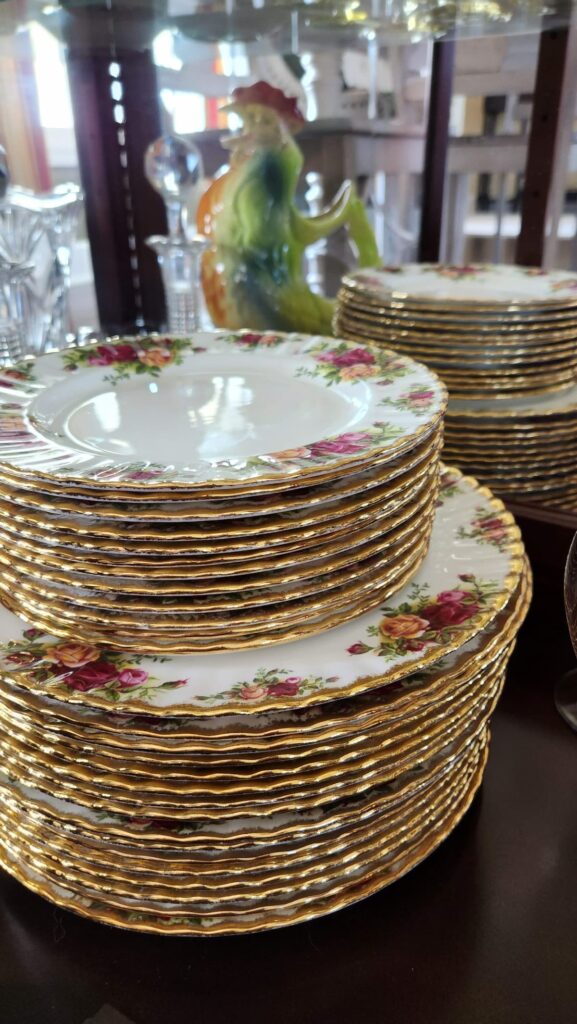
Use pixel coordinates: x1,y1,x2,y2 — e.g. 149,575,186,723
197,82,379,335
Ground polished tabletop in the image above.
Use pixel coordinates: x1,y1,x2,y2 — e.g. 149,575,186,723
0,573,576,1024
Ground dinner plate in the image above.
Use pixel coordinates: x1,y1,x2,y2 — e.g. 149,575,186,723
0,560,530,753
0,754,476,906
0,424,441,506
0,740,486,935
0,691,496,817
0,468,525,713
0,728,480,848
0,652,508,797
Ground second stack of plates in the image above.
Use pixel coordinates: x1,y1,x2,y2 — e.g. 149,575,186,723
335,263,577,508
335,263,577,400
444,388,577,509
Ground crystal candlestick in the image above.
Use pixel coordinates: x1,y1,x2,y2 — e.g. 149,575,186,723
145,133,207,333
146,234,209,336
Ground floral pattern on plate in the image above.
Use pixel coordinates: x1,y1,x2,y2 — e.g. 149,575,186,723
298,341,411,386
435,468,464,506
0,635,339,707
422,264,488,281
62,337,207,386
0,330,446,487
346,577,497,659
551,278,577,293
225,331,285,350
380,385,438,416
456,507,510,552
0,469,525,714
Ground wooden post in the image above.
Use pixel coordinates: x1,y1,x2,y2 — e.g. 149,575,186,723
418,39,455,263
516,22,571,267
64,3,167,334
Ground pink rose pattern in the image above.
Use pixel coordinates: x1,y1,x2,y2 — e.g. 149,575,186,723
250,421,403,468
62,336,207,385
0,361,35,385
381,386,436,416
436,470,464,507
196,669,340,705
349,575,499,660
457,508,510,552
86,462,169,483
0,631,340,707
0,628,187,703
302,340,412,388
423,264,487,280
232,332,284,348
551,278,577,293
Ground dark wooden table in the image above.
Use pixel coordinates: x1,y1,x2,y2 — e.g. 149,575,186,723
1,540,577,1024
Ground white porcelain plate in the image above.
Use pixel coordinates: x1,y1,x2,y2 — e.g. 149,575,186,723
0,469,525,715
0,331,445,490
344,264,577,308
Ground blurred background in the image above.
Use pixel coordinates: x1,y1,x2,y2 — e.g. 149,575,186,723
1,0,576,335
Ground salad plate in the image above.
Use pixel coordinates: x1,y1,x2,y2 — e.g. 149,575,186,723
338,288,577,326
0,459,437,544
0,436,441,526
336,298,577,334
335,263,577,404
0,425,441,505
0,331,446,492
2,486,434,595
342,264,577,309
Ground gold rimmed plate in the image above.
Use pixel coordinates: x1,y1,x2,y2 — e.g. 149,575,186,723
0,331,447,496
0,485,436,598
0,468,525,713
0,753,477,906
0,559,530,754
0,450,441,543
0,743,487,933
0,728,481,850
336,308,577,348
0,688,498,819
342,265,577,312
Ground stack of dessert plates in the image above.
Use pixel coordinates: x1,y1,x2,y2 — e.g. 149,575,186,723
0,468,529,935
335,263,577,400
0,331,446,652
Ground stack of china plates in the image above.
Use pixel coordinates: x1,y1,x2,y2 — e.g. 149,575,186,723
0,467,529,935
444,391,577,508
335,264,577,400
0,331,446,652
335,264,577,506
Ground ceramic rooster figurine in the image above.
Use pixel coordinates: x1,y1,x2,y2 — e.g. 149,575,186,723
197,82,379,334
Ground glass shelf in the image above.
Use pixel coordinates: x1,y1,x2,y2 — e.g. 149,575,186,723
3,0,571,53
